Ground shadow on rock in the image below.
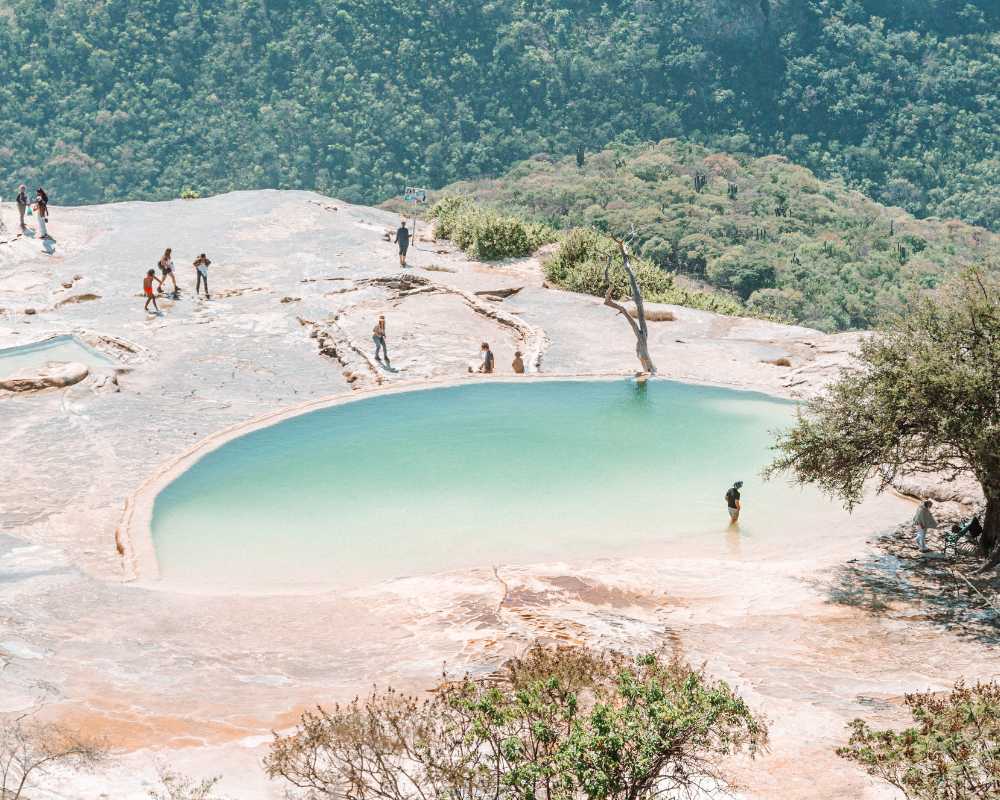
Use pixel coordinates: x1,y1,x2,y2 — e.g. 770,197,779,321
816,526,1000,646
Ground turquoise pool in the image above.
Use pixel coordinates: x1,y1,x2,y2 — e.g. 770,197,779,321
151,380,841,591
0,335,113,378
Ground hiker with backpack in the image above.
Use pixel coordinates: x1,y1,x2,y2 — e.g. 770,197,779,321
725,481,743,523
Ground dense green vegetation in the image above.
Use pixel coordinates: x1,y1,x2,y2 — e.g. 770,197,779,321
430,140,999,330
540,226,751,318
1,0,998,231
429,195,555,261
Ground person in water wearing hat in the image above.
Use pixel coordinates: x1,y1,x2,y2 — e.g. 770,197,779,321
725,481,743,523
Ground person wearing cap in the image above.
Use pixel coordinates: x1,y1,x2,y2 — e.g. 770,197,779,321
725,481,743,522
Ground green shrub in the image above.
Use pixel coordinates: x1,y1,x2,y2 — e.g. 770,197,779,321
429,195,554,260
542,226,754,318
838,681,999,799
267,646,768,800
180,188,200,200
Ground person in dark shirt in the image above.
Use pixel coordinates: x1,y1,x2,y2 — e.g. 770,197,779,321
393,220,411,267
725,481,743,523
478,342,495,374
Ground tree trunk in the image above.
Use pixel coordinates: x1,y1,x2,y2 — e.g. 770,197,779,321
603,240,656,375
976,491,1000,571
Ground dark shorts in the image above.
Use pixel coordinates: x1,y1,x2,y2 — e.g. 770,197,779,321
398,242,409,255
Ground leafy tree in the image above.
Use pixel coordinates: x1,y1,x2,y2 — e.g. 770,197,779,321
837,680,1000,799
265,645,767,800
706,250,777,300
765,268,1000,567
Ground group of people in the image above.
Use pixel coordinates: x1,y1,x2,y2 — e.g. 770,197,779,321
372,316,526,375
14,184,52,240
143,247,212,313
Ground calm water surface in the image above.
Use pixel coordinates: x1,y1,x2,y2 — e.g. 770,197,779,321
152,380,839,590
0,335,112,377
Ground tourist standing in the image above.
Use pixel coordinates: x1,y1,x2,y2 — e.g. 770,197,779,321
34,188,49,239
913,499,937,553
725,481,743,523
373,315,389,365
394,220,411,267
15,184,28,229
478,342,495,374
511,351,525,374
158,248,178,297
193,253,211,299
143,269,162,313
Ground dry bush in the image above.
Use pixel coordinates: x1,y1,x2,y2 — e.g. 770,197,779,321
0,713,107,799
628,306,675,321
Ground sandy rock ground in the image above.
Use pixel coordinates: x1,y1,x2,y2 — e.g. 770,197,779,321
0,192,995,799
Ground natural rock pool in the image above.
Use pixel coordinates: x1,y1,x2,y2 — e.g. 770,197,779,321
0,334,112,378
150,379,855,591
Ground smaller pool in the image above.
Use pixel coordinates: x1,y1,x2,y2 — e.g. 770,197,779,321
0,335,114,379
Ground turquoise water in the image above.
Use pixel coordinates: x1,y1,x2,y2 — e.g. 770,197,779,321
0,335,113,378
152,380,827,591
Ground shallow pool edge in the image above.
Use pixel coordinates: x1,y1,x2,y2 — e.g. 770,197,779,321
117,371,800,589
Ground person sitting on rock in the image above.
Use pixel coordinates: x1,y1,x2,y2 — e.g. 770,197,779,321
512,351,525,374
478,342,495,374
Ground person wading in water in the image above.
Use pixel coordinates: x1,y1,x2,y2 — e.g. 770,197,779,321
725,481,743,523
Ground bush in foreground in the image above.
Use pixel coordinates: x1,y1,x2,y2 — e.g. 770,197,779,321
265,645,767,800
430,195,555,261
838,680,999,799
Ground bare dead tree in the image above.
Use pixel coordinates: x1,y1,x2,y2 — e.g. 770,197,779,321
0,712,107,799
603,234,656,374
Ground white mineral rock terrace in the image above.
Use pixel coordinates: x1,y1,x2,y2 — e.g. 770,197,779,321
0,191,994,799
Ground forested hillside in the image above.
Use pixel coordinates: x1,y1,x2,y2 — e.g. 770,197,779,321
2,0,998,229
424,140,999,331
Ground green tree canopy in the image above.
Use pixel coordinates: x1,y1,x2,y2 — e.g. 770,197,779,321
1,1,998,231
766,267,1000,565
